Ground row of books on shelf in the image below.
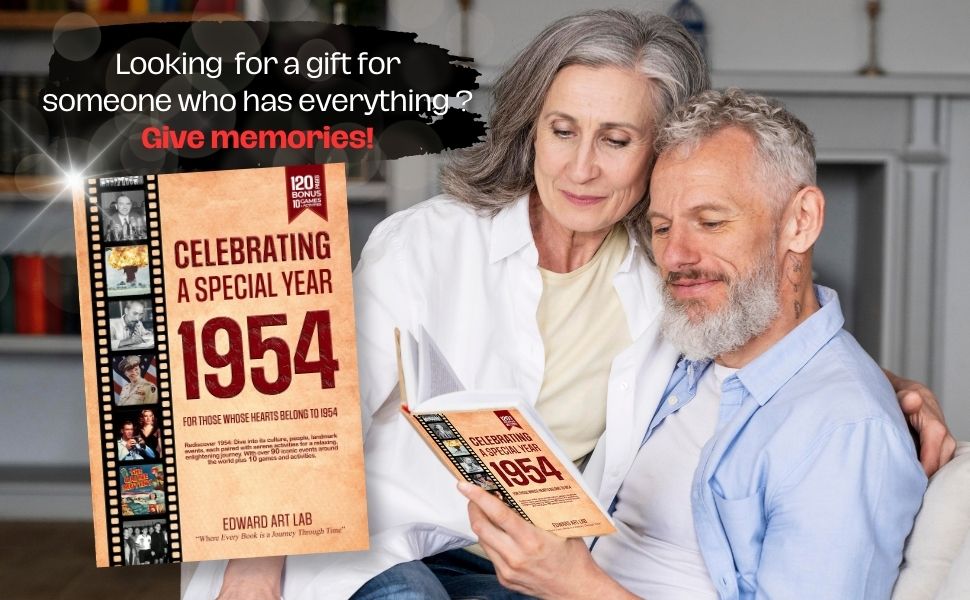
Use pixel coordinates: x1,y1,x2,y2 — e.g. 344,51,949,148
0,254,81,335
0,1,236,11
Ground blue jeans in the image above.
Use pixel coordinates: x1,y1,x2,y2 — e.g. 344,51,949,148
350,549,538,600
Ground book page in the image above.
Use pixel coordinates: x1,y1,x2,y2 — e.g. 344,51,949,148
416,325,465,401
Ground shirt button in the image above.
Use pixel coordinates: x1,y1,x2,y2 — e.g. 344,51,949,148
667,394,679,406
619,382,628,391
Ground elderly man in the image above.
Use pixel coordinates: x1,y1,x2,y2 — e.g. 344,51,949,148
461,89,928,600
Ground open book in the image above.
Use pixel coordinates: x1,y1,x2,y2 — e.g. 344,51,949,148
397,327,615,537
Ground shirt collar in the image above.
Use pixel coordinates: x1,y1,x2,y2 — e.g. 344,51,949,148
616,222,641,275
489,194,536,264
736,285,845,405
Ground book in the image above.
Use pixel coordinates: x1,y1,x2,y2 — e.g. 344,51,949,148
13,254,45,334
73,165,369,566
43,255,64,334
397,326,616,538
0,255,14,333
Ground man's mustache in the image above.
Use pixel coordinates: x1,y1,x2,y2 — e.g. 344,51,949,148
665,269,729,285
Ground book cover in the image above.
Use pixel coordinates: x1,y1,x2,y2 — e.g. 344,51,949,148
0,254,14,333
73,165,369,566
43,255,65,334
398,328,616,538
13,254,45,334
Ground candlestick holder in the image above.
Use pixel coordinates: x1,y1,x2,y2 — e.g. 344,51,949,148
859,1,885,77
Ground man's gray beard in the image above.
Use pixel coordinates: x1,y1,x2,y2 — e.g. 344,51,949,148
660,249,781,362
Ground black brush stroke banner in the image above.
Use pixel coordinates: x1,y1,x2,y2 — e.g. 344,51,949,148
44,21,484,176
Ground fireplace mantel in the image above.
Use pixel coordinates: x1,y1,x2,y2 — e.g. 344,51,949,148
711,70,970,97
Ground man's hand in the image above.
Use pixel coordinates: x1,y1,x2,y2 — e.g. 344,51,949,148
885,369,957,476
458,482,637,600
216,556,284,600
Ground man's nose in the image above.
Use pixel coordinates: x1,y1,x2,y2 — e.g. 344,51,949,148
659,226,701,271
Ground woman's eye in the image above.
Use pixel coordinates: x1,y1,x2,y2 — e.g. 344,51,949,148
652,225,669,236
604,137,629,148
553,128,573,139
702,221,723,230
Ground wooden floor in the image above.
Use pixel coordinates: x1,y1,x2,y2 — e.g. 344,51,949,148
0,521,180,600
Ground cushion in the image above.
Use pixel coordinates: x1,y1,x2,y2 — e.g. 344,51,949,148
893,442,970,599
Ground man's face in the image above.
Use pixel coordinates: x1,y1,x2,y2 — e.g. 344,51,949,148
121,423,134,439
124,302,145,325
116,196,132,216
648,127,784,359
125,364,140,381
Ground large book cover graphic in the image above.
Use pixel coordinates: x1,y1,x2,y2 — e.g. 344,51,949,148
398,328,615,538
73,165,369,566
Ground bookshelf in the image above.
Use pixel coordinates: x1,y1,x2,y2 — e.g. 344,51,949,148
0,2,396,351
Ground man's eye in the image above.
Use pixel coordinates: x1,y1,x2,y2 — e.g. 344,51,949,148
702,221,723,230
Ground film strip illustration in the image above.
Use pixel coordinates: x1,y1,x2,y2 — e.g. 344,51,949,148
413,413,531,523
85,175,181,566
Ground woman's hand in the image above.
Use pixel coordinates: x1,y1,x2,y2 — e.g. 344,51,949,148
885,369,958,476
216,556,285,600
458,482,637,600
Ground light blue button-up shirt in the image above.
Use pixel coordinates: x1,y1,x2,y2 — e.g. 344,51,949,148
632,286,927,599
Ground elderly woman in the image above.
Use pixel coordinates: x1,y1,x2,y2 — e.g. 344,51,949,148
206,9,953,600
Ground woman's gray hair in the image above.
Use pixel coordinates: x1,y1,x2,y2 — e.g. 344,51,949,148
439,9,709,230
654,88,817,210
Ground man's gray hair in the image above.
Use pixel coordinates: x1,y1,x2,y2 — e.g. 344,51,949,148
440,9,709,233
654,88,817,207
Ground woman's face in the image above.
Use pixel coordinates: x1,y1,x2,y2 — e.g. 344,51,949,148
141,410,154,425
533,65,656,237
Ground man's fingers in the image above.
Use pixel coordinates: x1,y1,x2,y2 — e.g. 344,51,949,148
460,482,545,562
466,498,517,563
458,481,532,538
